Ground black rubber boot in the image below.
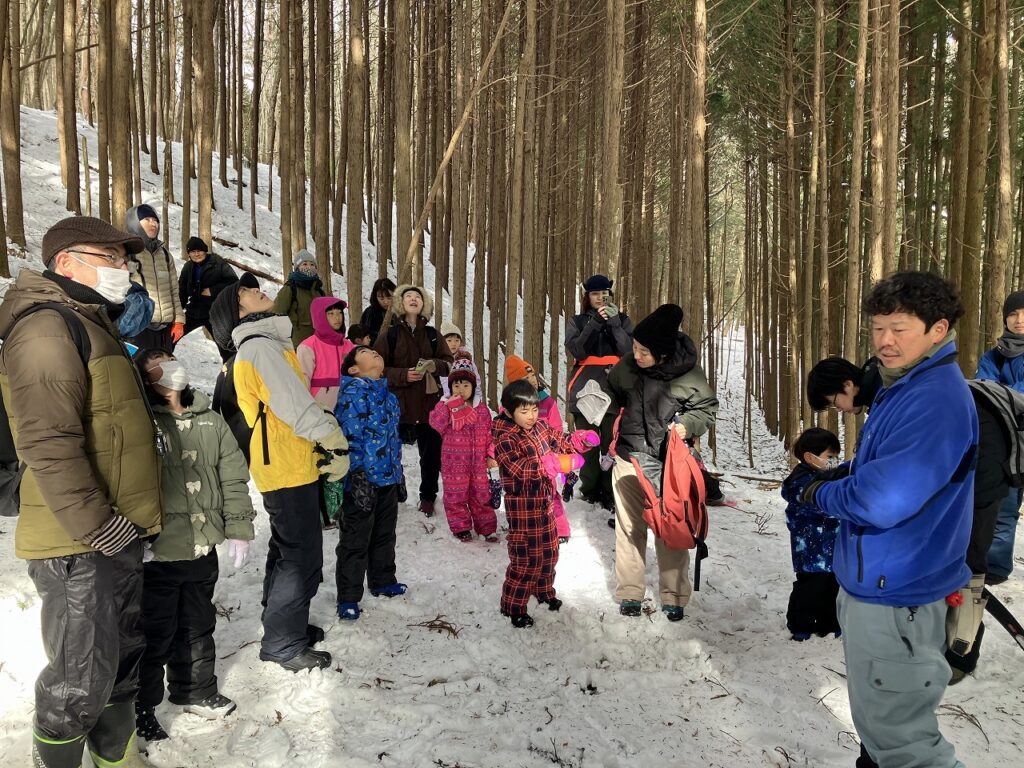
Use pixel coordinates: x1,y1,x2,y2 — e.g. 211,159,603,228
32,735,84,768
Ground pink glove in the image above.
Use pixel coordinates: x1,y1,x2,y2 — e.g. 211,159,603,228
450,403,477,431
571,430,601,452
541,453,585,478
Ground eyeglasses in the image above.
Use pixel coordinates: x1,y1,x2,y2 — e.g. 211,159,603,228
65,249,131,268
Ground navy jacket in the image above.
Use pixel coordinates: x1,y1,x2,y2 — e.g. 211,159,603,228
335,376,403,488
976,347,1024,393
816,342,976,606
782,463,839,574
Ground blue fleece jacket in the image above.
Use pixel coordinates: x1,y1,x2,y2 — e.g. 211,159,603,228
334,376,403,488
976,348,1024,393
815,342,976,606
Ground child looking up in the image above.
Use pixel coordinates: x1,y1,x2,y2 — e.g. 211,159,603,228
334,346,408,621
782,427,842,641
491,380,598,628
428,353,497,542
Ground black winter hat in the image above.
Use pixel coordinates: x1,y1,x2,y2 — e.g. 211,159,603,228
1004,291,1024,322
136,203,159,222
633,304,684,359
583,274,613,292
209,271,260,351
186,236,209,253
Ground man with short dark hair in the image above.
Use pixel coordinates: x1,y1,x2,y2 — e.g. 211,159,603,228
802,272,973,768
0,216,162,767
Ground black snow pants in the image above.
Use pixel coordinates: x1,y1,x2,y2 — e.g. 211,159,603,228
335,476,399,603
138,551,220,709
27,540,144,767
260,480,322,662
786,571,841,636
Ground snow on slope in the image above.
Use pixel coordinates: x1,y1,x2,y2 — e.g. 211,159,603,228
0,108,1021,767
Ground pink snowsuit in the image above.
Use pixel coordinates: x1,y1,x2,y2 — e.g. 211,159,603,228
429,397,498,536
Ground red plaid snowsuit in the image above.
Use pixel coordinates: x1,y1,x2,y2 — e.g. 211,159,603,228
492,414,579,615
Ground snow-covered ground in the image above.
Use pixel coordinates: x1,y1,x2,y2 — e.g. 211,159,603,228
0,109,1022,767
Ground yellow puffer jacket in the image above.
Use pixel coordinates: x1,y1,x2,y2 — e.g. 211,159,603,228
230,315,338,492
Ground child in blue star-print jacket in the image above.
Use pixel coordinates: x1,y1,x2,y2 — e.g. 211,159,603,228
781,428,842,641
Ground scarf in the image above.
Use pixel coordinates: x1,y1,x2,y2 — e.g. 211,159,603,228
118,283,156,338
287,270,321,288
995,330,1024,360
238,311,279,327
878,329,958,388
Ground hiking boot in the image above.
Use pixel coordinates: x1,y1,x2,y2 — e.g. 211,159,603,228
418,499,435,518
620,600,642,617
791,632,812,642
455,530,473,542
370,582,408,597
135,706,168,743
483,533,499,543
307,624,325,645
338,602,361,620
662,605,685,622
275,648,332,672
183,692,236,719
607,516,615,529
985,573,1008,586
541,598,562,612
509,613,535,628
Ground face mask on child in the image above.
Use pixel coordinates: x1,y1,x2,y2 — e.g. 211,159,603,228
153,360,190,391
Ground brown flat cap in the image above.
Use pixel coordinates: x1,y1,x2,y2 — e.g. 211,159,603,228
42,215,145,266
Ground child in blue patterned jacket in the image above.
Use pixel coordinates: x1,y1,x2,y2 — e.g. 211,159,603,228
781,427,842,641
333,345,408,621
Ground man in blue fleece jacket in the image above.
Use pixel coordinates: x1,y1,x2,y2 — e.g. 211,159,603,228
803,272,975,768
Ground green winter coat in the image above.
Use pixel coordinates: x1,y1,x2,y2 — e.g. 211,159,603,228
150,390,255,561
273,280,326,348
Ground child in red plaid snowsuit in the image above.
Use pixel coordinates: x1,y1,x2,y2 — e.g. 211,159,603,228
428,354,497,540
492,380,597,628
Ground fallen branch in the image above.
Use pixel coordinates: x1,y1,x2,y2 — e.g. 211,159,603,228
407,614,462,638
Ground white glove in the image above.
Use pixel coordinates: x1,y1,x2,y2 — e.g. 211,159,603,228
142,543,155,563
226,539,250,569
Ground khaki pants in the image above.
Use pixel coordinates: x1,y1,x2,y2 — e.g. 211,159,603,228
612,456,692,607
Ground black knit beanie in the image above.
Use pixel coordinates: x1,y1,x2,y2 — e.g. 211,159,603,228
633,304,684,359
209,272,259,351
186,236,209,253
136,203,159,222
1003,291,1024,322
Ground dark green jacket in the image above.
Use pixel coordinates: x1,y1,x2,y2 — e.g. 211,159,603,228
273,280,326,348
0,270,162,559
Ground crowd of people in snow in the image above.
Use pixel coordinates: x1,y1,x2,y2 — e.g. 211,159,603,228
0,210,1018,768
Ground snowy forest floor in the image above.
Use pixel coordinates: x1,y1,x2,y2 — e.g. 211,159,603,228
0,108,1022,767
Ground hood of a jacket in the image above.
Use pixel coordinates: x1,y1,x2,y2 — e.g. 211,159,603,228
310,295,348,345
627,333,698,382
124,205,163,253
340,374,390,398
152,389,212,417
230,313,293,351
393,283,434,320
0,269,121,339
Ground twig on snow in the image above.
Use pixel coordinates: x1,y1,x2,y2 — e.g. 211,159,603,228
407,614,462,637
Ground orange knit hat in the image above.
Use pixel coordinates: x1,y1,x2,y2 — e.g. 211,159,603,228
504,354,534,384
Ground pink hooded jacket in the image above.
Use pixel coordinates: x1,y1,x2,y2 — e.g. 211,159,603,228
297,296,355,409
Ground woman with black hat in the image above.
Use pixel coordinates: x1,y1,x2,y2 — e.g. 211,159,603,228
603,304,718,621
564,274,634,509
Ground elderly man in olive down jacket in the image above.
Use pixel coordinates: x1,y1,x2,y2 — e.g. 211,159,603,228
0,216,162,768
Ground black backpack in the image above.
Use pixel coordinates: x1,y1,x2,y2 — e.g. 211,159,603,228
212,334,270,466
968,379,1024,488
0,303,92,516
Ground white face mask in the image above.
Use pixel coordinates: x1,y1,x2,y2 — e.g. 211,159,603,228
154,360,189,391
72,255,133,304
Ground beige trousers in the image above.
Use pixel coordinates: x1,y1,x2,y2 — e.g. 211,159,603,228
612,456,692,607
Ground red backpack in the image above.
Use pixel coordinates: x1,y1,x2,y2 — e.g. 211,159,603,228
625,428,710,589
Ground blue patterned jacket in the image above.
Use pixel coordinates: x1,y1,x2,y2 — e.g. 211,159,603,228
782,463,839,574
335,376,403,488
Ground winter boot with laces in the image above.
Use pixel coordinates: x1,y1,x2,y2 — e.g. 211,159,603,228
134,706,168,743
183,692,236,719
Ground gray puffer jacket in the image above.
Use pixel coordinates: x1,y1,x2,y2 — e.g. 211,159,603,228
125,205,184,326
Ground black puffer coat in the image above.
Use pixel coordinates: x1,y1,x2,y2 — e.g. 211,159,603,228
178,253,239,324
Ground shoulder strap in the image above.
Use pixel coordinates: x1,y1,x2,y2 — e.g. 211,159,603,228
427,326,438,356
3,302,91,367
387,324,399,358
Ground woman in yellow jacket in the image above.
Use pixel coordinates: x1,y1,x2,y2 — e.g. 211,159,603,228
209,273,349,673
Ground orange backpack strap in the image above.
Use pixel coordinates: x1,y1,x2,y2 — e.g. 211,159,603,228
566,355,621,398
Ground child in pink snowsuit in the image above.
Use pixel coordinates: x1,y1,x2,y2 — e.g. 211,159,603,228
505,355,572,541
428,354,498,541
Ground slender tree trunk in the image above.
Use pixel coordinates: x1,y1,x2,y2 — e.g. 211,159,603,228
990,0,1012,344
395,0,413,280
108,0,132,227
597,0,624,277
181,0,194,242
312,0,331,274
347,0,367,310
195,0,216,242
250,0,264,234
56,0,81,213
947,0,973,280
